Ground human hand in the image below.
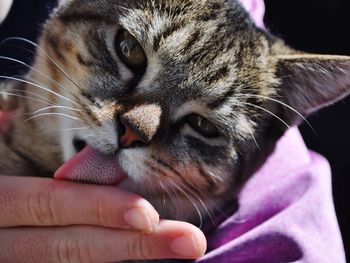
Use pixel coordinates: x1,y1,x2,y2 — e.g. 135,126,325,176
0,175,206,262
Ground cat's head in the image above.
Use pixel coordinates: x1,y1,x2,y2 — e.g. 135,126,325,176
26,0,350,222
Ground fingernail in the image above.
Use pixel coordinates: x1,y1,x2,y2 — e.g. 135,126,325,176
123,207,158,232
171,235,201,258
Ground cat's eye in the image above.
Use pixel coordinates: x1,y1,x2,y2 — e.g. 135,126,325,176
186,114,221,138
115,29,147,71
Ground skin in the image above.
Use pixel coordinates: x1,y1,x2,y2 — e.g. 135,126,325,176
0,175,206,262
0,110,206,262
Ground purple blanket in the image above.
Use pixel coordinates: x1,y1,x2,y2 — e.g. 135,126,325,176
198,128,345,262
194,3,345,261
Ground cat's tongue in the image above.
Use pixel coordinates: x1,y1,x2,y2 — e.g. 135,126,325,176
54,146,127,185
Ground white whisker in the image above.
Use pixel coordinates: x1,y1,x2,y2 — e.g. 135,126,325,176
248,127,260,149
39,126,86,136
177,179,215,226
33,105,82,115
116,4,131,12
0,91,54,106
167,178,203,228
159,179,180,220
25,112,80,122
2,37,85,94
0,75,79,106
240,93,315,133
245,102,290,129
202,168,224,184
9,86,56,105
0,56,78,99
159,181,167,208
61,127,88,132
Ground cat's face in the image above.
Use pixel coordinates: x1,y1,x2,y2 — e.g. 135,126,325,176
28,0,350,222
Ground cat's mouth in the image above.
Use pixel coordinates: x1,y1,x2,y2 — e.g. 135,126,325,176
54,139,127,186
72,137,87,152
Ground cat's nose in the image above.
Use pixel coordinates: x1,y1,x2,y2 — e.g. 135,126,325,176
119,104,162,148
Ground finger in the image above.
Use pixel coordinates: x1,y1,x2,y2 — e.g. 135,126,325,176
0,175,159,231
0,221,207,262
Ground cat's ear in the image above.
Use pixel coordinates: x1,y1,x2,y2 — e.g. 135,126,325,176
274,53,350,122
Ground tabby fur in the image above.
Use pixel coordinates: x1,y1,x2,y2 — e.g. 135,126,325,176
0,0,349,223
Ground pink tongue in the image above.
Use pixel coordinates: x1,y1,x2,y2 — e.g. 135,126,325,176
54,146,126,185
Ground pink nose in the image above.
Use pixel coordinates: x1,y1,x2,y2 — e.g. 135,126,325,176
119,103,162,147
120,125,143,148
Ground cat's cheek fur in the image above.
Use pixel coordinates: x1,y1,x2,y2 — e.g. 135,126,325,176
117,150,232,221
111,141,233,220
118,149,150,184
60,128,76,161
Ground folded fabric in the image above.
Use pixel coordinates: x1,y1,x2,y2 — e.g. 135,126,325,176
198,128,345,262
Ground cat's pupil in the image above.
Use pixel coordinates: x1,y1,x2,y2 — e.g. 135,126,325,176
186,114,220,138
115,29,147,71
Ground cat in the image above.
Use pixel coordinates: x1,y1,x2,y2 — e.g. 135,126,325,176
0,0,349,226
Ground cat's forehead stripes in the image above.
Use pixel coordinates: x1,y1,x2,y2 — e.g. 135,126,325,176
49,0,275,138
121,0,271,141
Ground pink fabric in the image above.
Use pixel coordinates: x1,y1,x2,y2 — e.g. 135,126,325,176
194,1,346,262
197,129,345,262
239,0,265,28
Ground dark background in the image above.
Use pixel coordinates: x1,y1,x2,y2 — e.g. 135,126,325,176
264,0,350,259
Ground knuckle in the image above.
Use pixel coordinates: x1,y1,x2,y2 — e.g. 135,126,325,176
56,234,90,263
94,198,108,226
27,187,57,225
127,234,153,260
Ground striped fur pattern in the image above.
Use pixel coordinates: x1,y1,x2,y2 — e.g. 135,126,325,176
0,0,349,223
